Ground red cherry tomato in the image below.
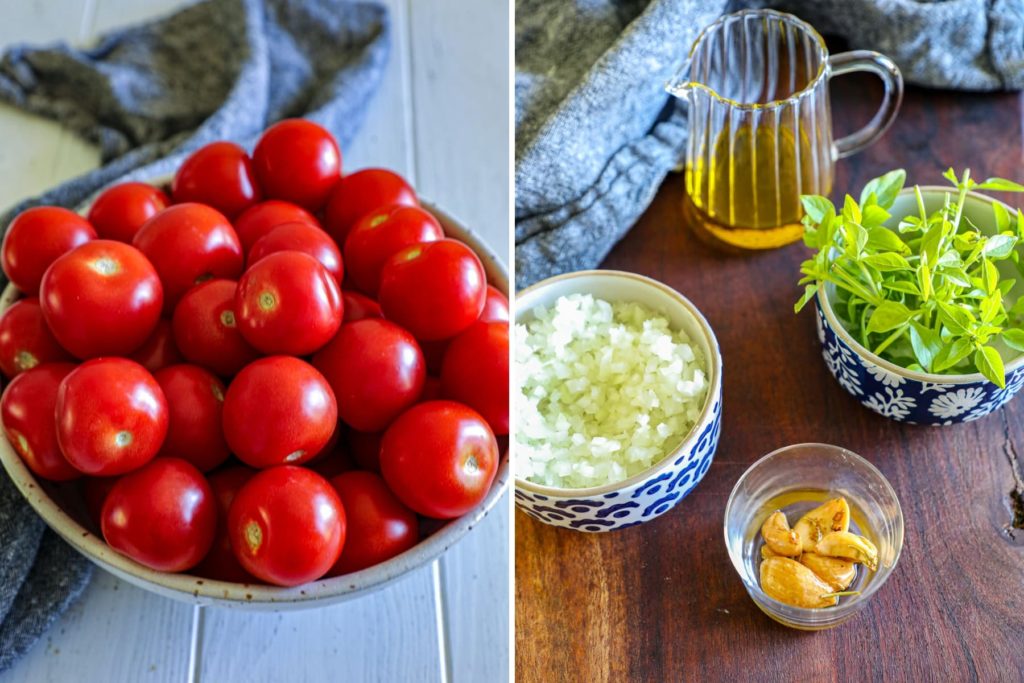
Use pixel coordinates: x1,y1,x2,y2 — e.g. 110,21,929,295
233,200,319,252
194,466,256,583
328,471,417,575
420,376,443,402
313,319,424,432
133,203,244,313
252,119,341,211
101,458,216,572
2,206,96,294
227,466,345,586
441,322,509,435
236,251,342,355
41,240,163,359
87,182,169,243
342,290,382,323
56,358,168,476
481,285,509,323
222,356,337,468
347,430,382,473
0,297,73,378
324,168,418,244
344,205,443,296
129,319,183,373
154,364,229,472
172,141,262,219
172,279,259,377
1,362,80,480
380,401,498,519
379,239,486,341
83,475,119,529
248,222,343,282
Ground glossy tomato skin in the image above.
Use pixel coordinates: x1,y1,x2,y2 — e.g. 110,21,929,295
441,322,509,435
194,466,256,583
233,200,319,252
101,458,216,572
481,285,509,323
172,279,259,377
0,297,74,378
324,168,417,244
172,141,262,219
133,203,244,313
41,240,163,359
56,358,168,476
236,251,343,355
313,319,425,432
252,119,341,212
342,290,382,323
378,239,486,341
1,362,80,480
129,319,183,372
248,222,343,282
87,182,169,243
2,207,97,294
328,471,417,575
380,401,498,519
227,466,345,586
222,356,337,468
154,364,229,472
344,205,443,296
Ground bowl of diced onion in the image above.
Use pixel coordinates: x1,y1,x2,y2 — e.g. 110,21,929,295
513,270,723,532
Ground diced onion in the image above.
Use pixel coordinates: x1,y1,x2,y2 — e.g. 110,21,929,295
515,294,708,489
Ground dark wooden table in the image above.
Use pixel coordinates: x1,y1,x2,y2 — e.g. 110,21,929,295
515,76,1024,681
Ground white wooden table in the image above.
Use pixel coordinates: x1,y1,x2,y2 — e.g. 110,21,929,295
0,1,509,681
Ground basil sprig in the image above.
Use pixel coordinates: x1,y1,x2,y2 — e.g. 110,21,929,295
795,169,1024,388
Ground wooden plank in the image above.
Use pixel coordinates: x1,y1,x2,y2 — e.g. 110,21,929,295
407,1,510,680
514,83,1024,681
197,566,443,683
0,572,195,683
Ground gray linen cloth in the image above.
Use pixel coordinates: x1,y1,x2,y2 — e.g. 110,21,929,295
0,0,388,671
515,0,1024,288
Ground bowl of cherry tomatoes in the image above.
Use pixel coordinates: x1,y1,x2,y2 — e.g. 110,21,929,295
0,119,509,609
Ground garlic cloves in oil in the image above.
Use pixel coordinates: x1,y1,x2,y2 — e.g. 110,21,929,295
759,557,839,609
815,531,879,571
793,497,850,552
760,510,802,556
800,552,857,591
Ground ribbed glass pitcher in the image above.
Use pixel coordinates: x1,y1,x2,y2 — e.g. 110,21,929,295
667,10,902,250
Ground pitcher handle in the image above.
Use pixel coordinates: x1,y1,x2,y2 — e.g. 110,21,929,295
828,51,903,160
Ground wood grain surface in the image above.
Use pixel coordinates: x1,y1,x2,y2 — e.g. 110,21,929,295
515,76,1024,682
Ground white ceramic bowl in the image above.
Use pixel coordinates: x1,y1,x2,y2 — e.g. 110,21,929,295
514,270,723,531
0,178,509,610
816,187,1024,425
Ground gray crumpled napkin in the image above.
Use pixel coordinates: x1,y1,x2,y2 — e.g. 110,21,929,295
0,0,389,671
515,0,1024,288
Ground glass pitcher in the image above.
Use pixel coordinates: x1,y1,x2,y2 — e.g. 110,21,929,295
667,10,903,250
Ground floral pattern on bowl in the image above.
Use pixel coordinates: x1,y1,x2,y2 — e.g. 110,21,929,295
816,297,1024,425
514,395,722,531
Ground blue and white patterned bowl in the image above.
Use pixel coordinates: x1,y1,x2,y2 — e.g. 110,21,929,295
514,270,723,532
816,187,1024,426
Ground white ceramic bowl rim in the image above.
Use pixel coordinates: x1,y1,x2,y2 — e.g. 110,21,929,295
0,175,509,607
513,269,723,498
723,442,905,613
818,185,1024,385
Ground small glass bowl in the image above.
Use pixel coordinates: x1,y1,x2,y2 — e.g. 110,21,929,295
724,443,904,630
